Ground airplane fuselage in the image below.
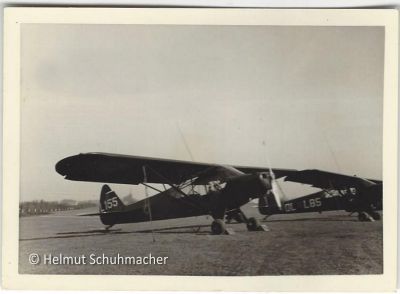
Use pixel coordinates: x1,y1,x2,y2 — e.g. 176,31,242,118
259,185,382,217
100,172,271,226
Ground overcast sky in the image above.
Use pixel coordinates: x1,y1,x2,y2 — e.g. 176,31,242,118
20,24,384,202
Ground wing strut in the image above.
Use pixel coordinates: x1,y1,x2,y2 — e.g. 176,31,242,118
145,165,208,212
142,166,156,243
143,166,209,214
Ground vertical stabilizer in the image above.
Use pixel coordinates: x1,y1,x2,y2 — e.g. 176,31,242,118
100,185,125,212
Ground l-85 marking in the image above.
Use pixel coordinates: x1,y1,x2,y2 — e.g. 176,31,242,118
283,197,322,212
303,197,322,209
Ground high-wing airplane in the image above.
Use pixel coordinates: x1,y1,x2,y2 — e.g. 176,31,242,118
258,169,382,222
55,152,295,234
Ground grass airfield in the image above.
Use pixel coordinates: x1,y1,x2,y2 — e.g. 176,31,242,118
19,205,382,275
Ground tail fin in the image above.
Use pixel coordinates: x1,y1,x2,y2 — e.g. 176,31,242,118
100,185,125,212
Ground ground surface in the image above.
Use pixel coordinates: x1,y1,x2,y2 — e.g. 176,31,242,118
19,205,383,275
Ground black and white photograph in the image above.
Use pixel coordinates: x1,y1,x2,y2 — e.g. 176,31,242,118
2,8,398,291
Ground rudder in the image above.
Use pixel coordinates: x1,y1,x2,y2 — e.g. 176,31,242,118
100,184,125,212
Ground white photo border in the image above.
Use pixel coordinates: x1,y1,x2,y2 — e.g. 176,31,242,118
2,8,398,291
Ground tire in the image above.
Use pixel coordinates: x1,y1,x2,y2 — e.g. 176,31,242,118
211,219,226,235
247,217,260,231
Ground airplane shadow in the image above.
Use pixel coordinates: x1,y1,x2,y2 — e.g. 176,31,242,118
19,218,368,242
57,229,123,235
134,224,210,235
19,224,212,241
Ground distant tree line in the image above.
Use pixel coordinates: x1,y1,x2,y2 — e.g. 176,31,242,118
19,199,97,217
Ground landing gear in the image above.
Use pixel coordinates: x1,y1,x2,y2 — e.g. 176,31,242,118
211,219,226,235
369,211,381,220
358,212,374,222
234,212,246,223
211,208,267,234
225,209,246,223
105,224,114,231
246,217,261,231
234,209,266,231
235,209,263,231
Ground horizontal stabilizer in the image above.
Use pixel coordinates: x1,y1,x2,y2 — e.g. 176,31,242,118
77,210,124,217
77,212,101,216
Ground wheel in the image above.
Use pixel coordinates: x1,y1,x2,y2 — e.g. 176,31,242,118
246,217,260,231
211,219,226,235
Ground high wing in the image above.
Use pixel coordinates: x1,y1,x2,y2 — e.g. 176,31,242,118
284,169,380,190
55,152,295,185
366,178,383,185
237,168,298,179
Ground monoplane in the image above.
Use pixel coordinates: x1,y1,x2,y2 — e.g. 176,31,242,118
56,152,294,234
258,169,382,221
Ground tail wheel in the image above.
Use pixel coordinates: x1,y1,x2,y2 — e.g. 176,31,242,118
246,217,261,231
211,219,226,235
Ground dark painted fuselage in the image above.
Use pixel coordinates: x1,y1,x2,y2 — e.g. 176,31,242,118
100,173,271,226
259,184,382,216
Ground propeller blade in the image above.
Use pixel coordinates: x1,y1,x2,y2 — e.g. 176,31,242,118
271,179,283,209
262,140,285,210
269,169,283,209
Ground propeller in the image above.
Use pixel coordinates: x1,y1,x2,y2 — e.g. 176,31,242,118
262,139,285,210
269,168,283,210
